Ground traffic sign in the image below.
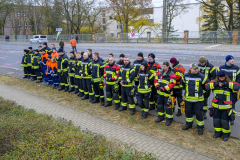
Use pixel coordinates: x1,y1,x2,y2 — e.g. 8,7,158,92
56,28,62,31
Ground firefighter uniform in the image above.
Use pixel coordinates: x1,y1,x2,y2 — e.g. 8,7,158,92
104,62,121,109
118,63,136,115
80,57,94,102
50,61,59,88
137,69,154,119
57,51,69,92
68,55,77,92
76,57,84,97
43,43,52,55
170,59,185,116
116,59,125,99
205,70,239,141
198,58,216,119
154,68,176,126
46,57,52,86
182,66,209,134
21,49,29,78
27,50,35,80
31,51,42,83
41,50,49,83
92,58,105,105
148,60,161,110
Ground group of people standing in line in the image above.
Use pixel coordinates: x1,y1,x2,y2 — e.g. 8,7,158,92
21,43,240,141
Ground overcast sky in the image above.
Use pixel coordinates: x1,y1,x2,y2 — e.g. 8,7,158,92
152,0,198,7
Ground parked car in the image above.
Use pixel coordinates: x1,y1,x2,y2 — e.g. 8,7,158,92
30,35,48,44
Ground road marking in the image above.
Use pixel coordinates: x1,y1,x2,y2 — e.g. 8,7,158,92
205,44,222,49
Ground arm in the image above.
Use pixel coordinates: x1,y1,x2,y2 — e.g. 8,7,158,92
236,69,240,84
205,81,215,91
99,63,104,78
118,69,123,83
112,65,120,81
164,73,176,91
210,66,216,80
125,68,135,83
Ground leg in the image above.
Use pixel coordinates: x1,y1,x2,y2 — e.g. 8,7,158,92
74,77,79,94
182,101,194,130
105,85,113,107
119,86,127,111
78,78,84,97
82,79,89,99
87,79,94,102
99,82,105,106
142,93,150,119
155,95,165,123
149,87,156,110
23,67,28,78
221,110,231,141
203,91,210,119
213,108,222,138
92,82,100,103
63,72,69,92
165,96,173,125
194,101,204,135
126,87,135,115
174,89,183,116
58,72,65,91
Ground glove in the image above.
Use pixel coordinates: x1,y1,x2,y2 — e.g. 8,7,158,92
159,87,165,92
214,82,219,87
209,107,214,117
229,109,236,121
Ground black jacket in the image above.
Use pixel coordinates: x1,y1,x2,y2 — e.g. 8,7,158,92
57,53,69,71
92,58,104,82
119,63,135,87
198,60,216,81
133,59,148,81
218,63,240,84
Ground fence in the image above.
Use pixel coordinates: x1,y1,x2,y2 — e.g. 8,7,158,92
0,30,240,44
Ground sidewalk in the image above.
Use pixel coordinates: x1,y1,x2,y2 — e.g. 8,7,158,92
0,83,217,160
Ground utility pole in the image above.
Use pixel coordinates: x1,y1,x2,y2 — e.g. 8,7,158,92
162,0,166,43
9,15,12,36
34,0,37,35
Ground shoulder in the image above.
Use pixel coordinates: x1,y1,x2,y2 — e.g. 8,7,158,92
233,64,240,69
133,60,138,63
130,65,134,69
208,62,215,68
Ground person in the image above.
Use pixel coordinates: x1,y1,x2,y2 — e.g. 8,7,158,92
57,48,69,92
170,57,185,116
43,42,52,55
119,57,136,115
116,54,125,100
217,55,240,125
21,49,29,78
50,57,60,89
133,52,148,104
148,53,161,110
27,47,34,80
31,49,42,83
80,53,94,102
46,55,53,86
51,47,59,58
105,53,115,66
75,52,82,95
59,39,64,50
40,49,49,83
154,62,176,126
205,70,239,141
87,49,93,60
137,62,154,119
38,46,43,55
182,63,209,135
92,52,105,106
68,51,77,92
104,57,121,109
76,35,78,43
70,38,77,52
198,56,216,119
51,44,55,50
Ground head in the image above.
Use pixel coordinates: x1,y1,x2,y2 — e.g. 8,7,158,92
52,47,56,53
93,52,99,61
28,47,32,51
81,52,84,57
199,56,207,67
42,49,46,55
47,55,51,61
109,53,113,59
38,45,42,50
34,49,39,54
87,49,92,55
70,51,75,58
190,63,199,74
76,52,81,59
124,57,130,66
83,53,88,59
43,42,47,48
162,62,170,72
216,70,229,82
119,54,125,61
51,44,55,49
148,53,155,62
140,62,149,74
109,57,114,65
58,48,64,56
170,57,177,66
137,52,143,61
61,39,63,41
24,49,28,54
226,55,234,65
52,57,56,62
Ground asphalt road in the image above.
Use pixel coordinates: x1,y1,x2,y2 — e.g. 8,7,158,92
0,41,240,138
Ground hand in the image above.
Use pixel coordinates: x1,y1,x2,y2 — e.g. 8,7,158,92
106,77,108,80
109,78,111,81
159,87,164,92
81,74,83,77
68,70,70,72
219,82,223,87
57,57,59,60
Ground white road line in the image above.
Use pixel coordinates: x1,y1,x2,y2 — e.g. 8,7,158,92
205,44,222,49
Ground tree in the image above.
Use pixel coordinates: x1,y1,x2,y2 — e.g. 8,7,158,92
0,0,14,35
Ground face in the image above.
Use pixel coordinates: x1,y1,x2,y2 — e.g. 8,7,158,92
228,59,234,65
43,45,46,48
42,51,46,54
124,58,130,65
162,65,168,72
109,55,113,59
219,76,226,81
141,65,145,71
70,53,74,58
51,58,55,62
59,52,64,56
200,62,206,67
35,51,38,54
51,45,54,49
87,50,91,55
120,57,124,61
38,47,42,50
53,49,56,52
190,68,199,74
92,54,98,61
76,54,81,59
83,54,88,59
109,58,114,65
170,63,174,67
137,56,142,61
148,56,153,62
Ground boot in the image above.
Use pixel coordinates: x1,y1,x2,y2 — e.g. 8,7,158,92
114,105,120,110
64,86,69,92
141,110,144,118
213,133,222,139
74,88,79,94
149,104,155,110
155,116,165,123
182,125,192,130
23,76,27,79
81,95,89,100
142,112,148,119
68,87,74,93
89,95,94,103
198,128,203,135
176,109,182,116
36,80,41,83
104,102,112,107
27,75,31,79
58,86,65,91
166,121,172,126
231,120,234,125
100,98,105,106
118,106,127,111
77,92,84,97
223,137,229,141
130,108,135,115
92,97,100,103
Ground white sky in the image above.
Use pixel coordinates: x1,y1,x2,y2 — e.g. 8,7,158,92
152,0,198,7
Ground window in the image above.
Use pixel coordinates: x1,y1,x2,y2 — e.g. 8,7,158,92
40,36,46,38
17,11,21,17
18,22,22,29
23,11,27,17
103,26,106,31
29,23,32,29
25,22,28,29
34,36,39,38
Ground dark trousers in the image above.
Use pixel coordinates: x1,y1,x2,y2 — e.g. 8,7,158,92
24,67,29,77
77,78,84,93
29,66,36,80
121,86,135,109
185,101,204,128
150,87,158,108
93,82,104,102
69,76,75,90
59,71,68,89
213,108,230,138
137,93,150,112
82,78,94,99
34,68,42,82
157,95,173,122
106,84,120,106
172,88,183,111
52,75,60,87
203,91,210,112
41,65,47,82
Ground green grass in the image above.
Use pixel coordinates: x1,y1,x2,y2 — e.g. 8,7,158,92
0,98,157,159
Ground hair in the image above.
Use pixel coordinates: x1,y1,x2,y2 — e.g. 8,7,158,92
124,57,129,59
38,45,42,48
87,49,92,52
52,57,57,62
93,52,99,57
70,51,75,55
140,62,150,74
109,53,114,57
81,52,84,56
51,44,55,47
215,75,230,82
163,61,170,67
76,52,81,55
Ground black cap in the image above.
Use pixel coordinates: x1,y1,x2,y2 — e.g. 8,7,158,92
42,49,45,52
70,51,75,54
24,49,28,52
43,42,47,46
28,47,32,50
48,55,51,59
137,52,143,58
35,49,39,52
119,54,125,58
